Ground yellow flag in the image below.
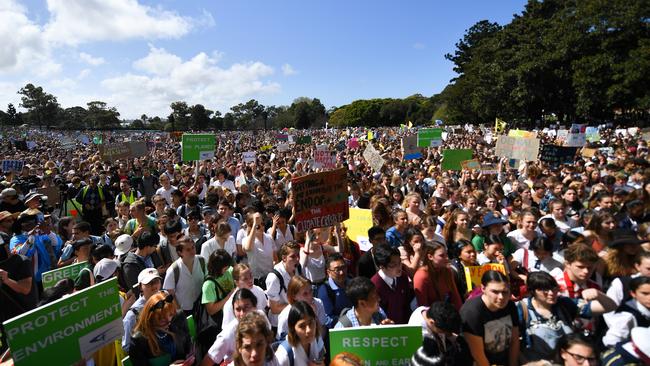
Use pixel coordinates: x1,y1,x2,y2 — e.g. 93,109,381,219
407,121,413,128
367,131,374,140
495,118,507,134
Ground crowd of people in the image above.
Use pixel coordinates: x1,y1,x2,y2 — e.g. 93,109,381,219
0,125,649,366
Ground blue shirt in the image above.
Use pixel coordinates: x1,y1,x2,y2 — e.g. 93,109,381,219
385,227,404,249
317,278,352,329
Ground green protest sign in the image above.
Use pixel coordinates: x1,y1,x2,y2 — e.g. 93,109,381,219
296,136,312,145
416,128,442,147
41,261,88,289
329,325,422,365
3,278,122,366
181,134,215,161
442,149,473,170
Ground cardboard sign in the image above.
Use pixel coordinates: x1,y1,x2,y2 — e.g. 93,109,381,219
343,208,373,252
540,145,579,166
181,134,215,161
314,146,336,170
481,164,498,175
296,136,312,145
556,129,569,142
495,136,540,161
442,149,473,170
2,160,24,173
3,278,122,366
347,138,359,149
565,133,586,147
291,168,349,232
277,143,289,152
98,141,148,162
581,148,597,158
362,144,385,172
41,261,88,289
329,325,423,366
461,159,481,171
60,137,76,150
416,128,443,147
463,263,507,293
242,151,256,163
401,135,422,160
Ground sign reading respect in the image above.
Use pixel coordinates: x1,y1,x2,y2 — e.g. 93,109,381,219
3,278,122,366
291,168,349,232
329,325,422,366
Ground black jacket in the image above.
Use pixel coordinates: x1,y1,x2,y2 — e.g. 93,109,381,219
129,310,192,366
122,252,148,291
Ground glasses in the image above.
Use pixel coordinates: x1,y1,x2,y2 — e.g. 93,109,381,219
328,265,347,273
565,351,597,364
537,287,559,294
153,293,174,311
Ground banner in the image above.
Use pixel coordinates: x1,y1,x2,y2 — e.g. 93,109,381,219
291,168,349,232
495,136,540,161
242,151,256,163
181,134,215,161
362,144,385,172
343,208,373,252
41,261,88,289
3,278,122,366
401,135,422,160
442,149,473,170
461,159,481,171
539,145,578,166
416,128,443,147
60,137,76,150
2,160,24,173
98,141,148,162
508,129,536,138
463,263,507,293
329,325,422,366
275,134,288,141
296,136,312,145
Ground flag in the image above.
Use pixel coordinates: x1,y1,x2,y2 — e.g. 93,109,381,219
495,118,507,134
407,121,413,129
368,131,374,140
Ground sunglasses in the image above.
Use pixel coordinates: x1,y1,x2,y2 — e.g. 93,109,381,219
153,292,174,311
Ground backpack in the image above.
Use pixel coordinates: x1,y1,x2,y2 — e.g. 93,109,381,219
337,307,385,328
171,256,207,288
270,266,302,297
270,339,294,366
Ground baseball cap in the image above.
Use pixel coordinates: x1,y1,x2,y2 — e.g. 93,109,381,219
93,259,120,280
0,188,17,199
114,234,133,256
136,268,161,287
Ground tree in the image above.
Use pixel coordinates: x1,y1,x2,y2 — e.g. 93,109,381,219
62,106,89,129
189,104,213,130
85,101,120,129
18,83,60,129
230,99,265,129
6,104,17,126
170,101,190,130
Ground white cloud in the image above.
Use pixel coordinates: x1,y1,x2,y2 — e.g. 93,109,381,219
78,68,91,79
79,52,105,66
281,63,297,76
44,0,196,45
102,47,280,118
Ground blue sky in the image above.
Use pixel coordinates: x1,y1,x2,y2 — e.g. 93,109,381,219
1,0,526,118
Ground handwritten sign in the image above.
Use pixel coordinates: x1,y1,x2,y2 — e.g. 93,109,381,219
461,159,481,171
2,160,24,173
540,145,578,166
401,135,422,160
99,141,148,162
314,146,336,170
495,136,540,161
463,263,507,292
242,151,256,163
291,168,349,232
362,144,385,172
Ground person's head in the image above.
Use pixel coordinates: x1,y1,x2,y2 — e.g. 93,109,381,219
326,252,347,285
563,243,599,283
232,288,258,321
403,227,425,254
393,209,409,230
548,199,566,219
136,231,160,256
538,217,557,238
218,200,233,217
480,270,510,311
134,291,178,355
233,263,254,289
375,244,402,278
279,241,301,272
519,210,538,233
72,238,93,259
163,219,183,244
346,276,379,314
423,241,449,269
137,268,162,299
527,271,560,306
186,210,202,227
208,249,233,277
596,192,614,211
367,225,386,247
175,236,196,259
286,275,313,304
129,200,146,218
119,179,130,193
585,210,616,235
529,236,553,262
153,195,166,210
287,300,320,347
630,276,650,310
233,311,274,366
213,220,232,240
483,234,504,257
159,174,171,187
72,221,91,239
635,252,650,277
449,240,476,265
424,301,462,336
557,333,597,366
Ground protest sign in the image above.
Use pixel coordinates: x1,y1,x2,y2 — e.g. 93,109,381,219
98,141,148,162
643,132,650,142
565,133,586,147
581,148,597,158
275,133,288,141
401,135,422,160
296,136,312,145
461,159,481,171
442,149,473,170
242,151,256,163
343,208,373,251
329,325,422,366
314,146,336,170
463,263,507,292
3,278,122,366
277,143,289,152
181,134,215,161
586,127,600,142
260,144,273,152
2,160,24,173
60,137,76,150
495,136,540,161
416,128,442,147
78,135,90,145
540,145,578,166
291,168,349,232
362,144,385,172
481,164,498,175
556,129,569,142
41,261,88,289
508,129,536,138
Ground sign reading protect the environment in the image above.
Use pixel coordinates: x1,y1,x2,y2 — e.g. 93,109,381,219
182,134,216,161
3,278,122,366
291,168,349,232
329,325,422,365
41,261,88,289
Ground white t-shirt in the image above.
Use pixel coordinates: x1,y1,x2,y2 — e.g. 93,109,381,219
155,185,177,206
245,233,275,280
162,257,206,311
274,337,325,366
221,285,268,328
302,254,326,284
276,298,327,340
511,248,563,274
267,226,294,251
200,235,237,260
266,262,292,327
506,229,536,250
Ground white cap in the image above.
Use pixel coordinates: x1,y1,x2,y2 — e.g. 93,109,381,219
93,259,120,280
114,234,133,256
136,268,161,287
